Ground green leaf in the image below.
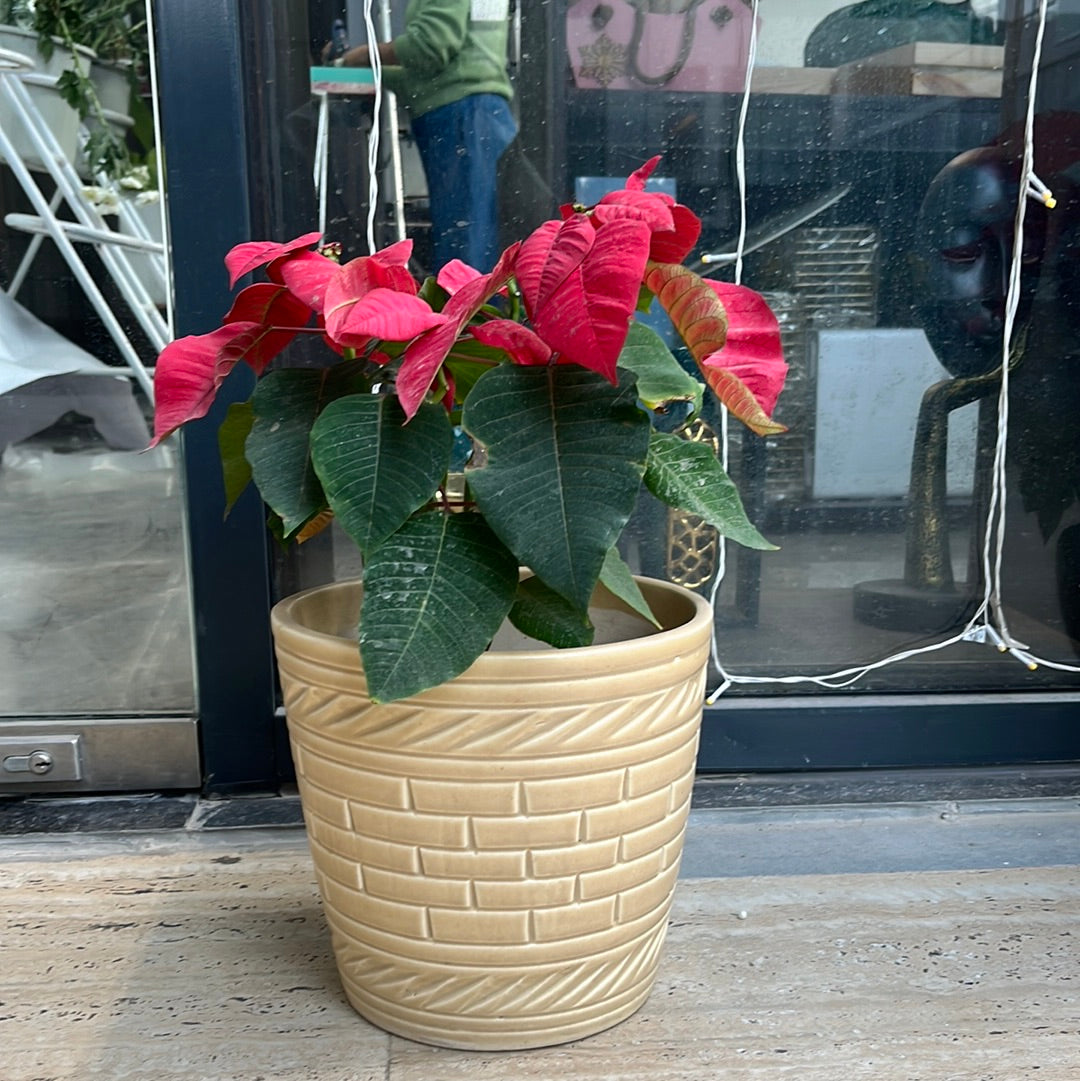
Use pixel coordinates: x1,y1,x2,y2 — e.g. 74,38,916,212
310,395,452,557
417,275,449,311
443,356,493,405
247,370,333,539
599,547,661,628
55,69,88,115
644,430,777,551
360,510,519,702
618,321,704,416
508,576,595,649
462,365,651,610
218,401,254,517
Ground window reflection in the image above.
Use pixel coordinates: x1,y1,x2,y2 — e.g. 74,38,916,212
0,0,193,714
259,0,1079,695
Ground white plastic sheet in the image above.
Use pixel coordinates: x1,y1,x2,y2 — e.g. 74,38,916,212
0,290,149,449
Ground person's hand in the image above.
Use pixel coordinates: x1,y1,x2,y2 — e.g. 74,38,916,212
335,44,371,68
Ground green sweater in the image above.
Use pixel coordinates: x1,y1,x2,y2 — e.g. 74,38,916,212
383,0,513,120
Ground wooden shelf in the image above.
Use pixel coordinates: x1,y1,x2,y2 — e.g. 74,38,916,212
750,45,1005,100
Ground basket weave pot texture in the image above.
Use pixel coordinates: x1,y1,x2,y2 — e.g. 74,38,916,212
270,576,713,1050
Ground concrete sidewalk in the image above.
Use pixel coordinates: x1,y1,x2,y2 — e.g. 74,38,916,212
2,806,1078,1080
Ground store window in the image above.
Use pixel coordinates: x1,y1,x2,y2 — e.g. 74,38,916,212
151,0,1080,789
263,4,1075,659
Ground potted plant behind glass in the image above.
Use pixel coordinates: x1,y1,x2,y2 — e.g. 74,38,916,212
152,157,788,1051
0,0,153,183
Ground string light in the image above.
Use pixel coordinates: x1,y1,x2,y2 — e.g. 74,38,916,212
363,0,382,255
1026,170,1057,209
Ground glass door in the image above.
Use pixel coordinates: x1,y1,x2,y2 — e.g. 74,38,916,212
127,0,1080,793
0,0,199,793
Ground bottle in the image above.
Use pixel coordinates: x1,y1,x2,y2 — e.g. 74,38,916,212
327,18,349,61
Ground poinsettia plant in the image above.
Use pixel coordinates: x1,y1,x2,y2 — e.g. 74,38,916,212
152,157,787,702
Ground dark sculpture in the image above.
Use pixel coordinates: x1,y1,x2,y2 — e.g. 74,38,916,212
855,115,1080,638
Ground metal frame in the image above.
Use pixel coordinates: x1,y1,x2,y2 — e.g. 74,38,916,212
154,0,282,795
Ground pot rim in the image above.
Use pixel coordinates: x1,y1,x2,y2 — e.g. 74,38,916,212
271,574,713,685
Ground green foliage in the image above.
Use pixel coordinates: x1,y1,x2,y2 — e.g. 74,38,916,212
644,430,777,551
20,0,151,183
247,371,334,539
599,547,662,628
463,365,651,610
617,321,704,416
359,511,519,702
226,344,775,702
509,576,595,649
310,395,453,557
217,402,254,516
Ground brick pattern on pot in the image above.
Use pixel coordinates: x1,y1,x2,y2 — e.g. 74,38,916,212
272,579,712,1048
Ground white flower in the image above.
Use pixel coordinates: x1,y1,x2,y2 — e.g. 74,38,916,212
81,185,120,215
118,165,152,191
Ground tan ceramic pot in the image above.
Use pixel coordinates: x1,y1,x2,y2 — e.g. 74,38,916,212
270,576,712,1050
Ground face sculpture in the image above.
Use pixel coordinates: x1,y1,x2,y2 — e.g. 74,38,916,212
913,145,1049,380
913,118,1080,546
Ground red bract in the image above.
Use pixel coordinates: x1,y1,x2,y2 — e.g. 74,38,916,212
516,215,650,383
151,323,261,445
278,251,341,312
592,190,674,234
223,282,312,341
703,280,788,419
323,252,441,349
471,319,553,366
626,155,661,190
649,203,701,264
436,259,482,295
396,243,520,419
590,158,702,264
224,231,321,288
645,262,787,436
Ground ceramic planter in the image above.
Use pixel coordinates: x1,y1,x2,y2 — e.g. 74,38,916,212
0,25,93,168
271,575,713,1050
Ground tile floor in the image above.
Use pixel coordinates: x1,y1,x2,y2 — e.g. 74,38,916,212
2,798,1079,1080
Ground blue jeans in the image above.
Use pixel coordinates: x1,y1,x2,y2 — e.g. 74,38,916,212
411,93,518,273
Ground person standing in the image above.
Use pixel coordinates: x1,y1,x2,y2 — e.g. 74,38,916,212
335,0,517,273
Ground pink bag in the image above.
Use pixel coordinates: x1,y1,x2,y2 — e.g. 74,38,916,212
566,0,755,94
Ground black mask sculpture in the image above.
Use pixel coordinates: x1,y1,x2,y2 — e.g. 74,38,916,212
856,115,1080,640
851,120,1072,631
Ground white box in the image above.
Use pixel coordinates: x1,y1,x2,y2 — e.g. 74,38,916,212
811,328,979,500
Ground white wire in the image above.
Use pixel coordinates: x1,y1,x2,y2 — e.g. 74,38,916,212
704,0,1077,705
314,91,330,237
706,0,758,653
983,0,1050,648
732,2,758,290
363,0,382,254
971,0,1078,676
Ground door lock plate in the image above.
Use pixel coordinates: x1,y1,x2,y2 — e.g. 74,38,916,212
1,735,82,784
